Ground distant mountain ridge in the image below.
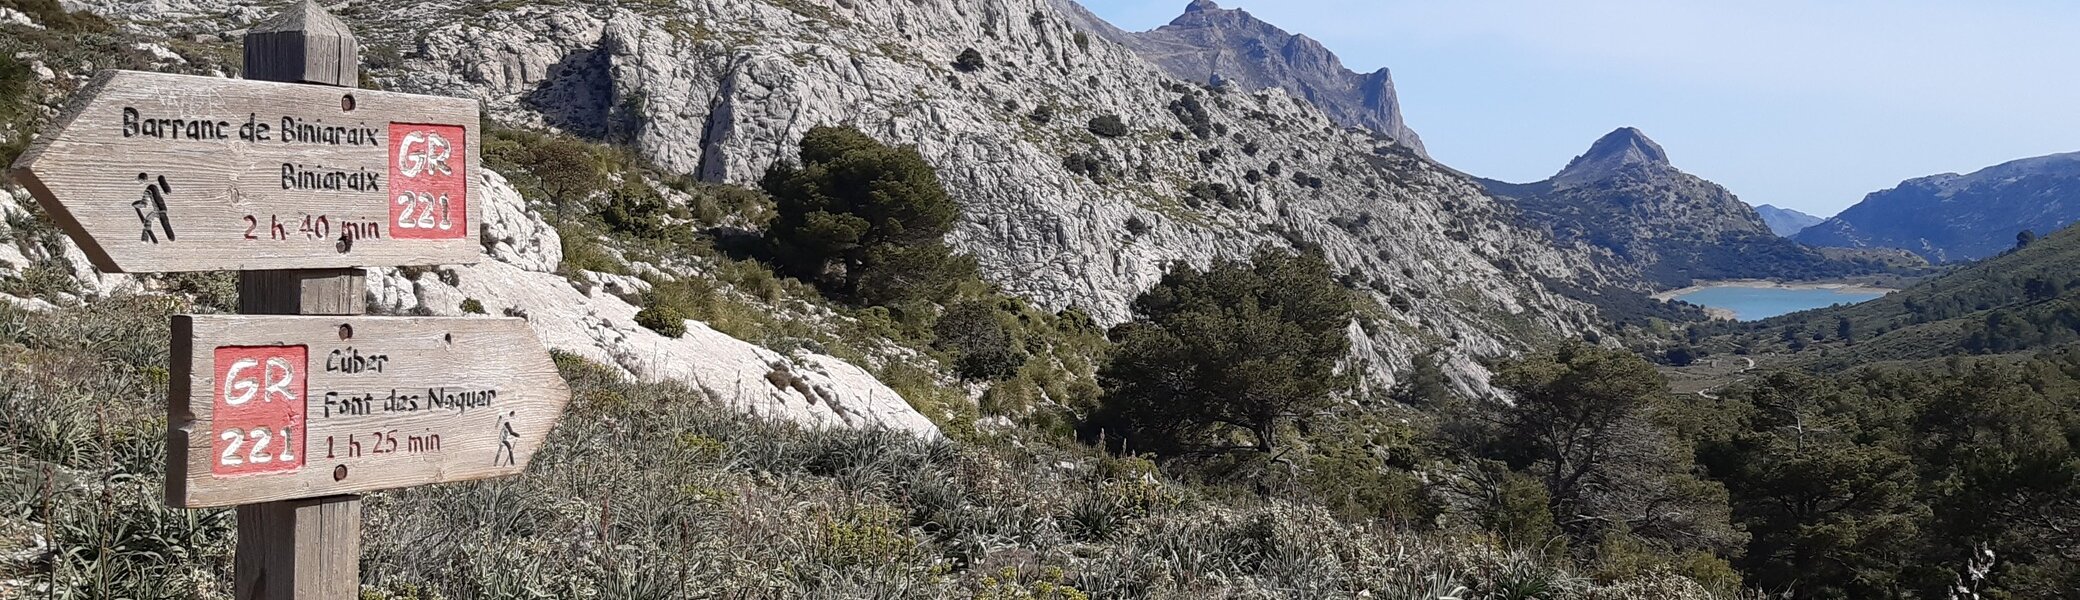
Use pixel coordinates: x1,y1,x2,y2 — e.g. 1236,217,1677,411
1796,151,2080,263
1754,204,1824,237
1082,0,1427,156
1482,128,1886,288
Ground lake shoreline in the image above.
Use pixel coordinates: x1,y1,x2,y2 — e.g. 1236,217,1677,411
1651,279,1900,302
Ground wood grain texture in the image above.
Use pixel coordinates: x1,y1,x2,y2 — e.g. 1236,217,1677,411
240,268,367,315
244,0,358,86
7,70,482,273
235,495,360,599
236,10,369,597
167,316,571,508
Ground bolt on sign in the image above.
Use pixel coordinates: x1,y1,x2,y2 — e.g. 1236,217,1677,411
7,70,483,273
168,316,571,508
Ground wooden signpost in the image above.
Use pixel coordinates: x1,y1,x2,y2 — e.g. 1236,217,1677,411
167,315,570,508
8,69,484,273
6,2,569,598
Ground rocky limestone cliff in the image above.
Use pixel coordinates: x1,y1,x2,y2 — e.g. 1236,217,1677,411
1480,128,1861,288
46,0,1619,400
1076,0,1427,156
1796,151,2080,263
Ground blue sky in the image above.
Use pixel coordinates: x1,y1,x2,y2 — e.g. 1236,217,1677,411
1078,0,2080,217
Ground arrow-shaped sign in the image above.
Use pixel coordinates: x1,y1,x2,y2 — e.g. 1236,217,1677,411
167,315,569,508
9,70,483,273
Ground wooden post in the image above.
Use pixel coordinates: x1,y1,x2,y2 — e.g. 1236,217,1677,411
237,2,363,598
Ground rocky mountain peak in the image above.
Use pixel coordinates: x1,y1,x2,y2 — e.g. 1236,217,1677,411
1102,1,1427,156
1554,127,1670,185
1483,127,1805,287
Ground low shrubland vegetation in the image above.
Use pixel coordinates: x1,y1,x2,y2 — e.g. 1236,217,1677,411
2,299,1720,599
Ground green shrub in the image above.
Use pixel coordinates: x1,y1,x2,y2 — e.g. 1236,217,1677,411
523,136,607,221
558,226,627,276
1096,248,1356,455
635,303,688,337
1168,93,1213,140
1473,465,1566,554
460,298,487,315
934,300,1027,381
602,180,676,240
762,126,971,307
157,271,239,312
1086,115,1128,138
1183,181,1241,210
1063,152,1110,181
952,48,986,72
1124,216,1150,236
1291,171,1324,189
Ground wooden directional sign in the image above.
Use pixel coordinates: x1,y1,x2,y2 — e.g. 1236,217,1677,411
8,70,483,273
167,315,569,508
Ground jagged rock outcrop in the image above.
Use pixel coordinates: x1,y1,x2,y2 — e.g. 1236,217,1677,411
1796,152,2080,263
52,0,1618,399
1072,0,1426,156
1481,128,1867,288
1754,204,1824,237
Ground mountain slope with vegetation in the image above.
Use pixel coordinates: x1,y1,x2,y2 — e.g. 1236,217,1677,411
1482,128,1895,289
1711,221,2080,368
1797,151,2080,263
1644,208,2080,599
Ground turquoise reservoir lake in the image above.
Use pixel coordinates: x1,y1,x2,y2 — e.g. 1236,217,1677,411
1668,285,1889,321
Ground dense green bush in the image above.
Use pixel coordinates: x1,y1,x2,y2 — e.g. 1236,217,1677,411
933,300,1027,381
762,126,971,306
635,303,689,337
1167,93,1213,140
1062,151,1111,182
1087,115,1128,138
1096,248,1356,455
1183,181,1242,210
524,136,607,221
1124,216,1151,236
1683,358,2080,598
602,179,676,240
952,48,986,72
1488,343,1745,560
